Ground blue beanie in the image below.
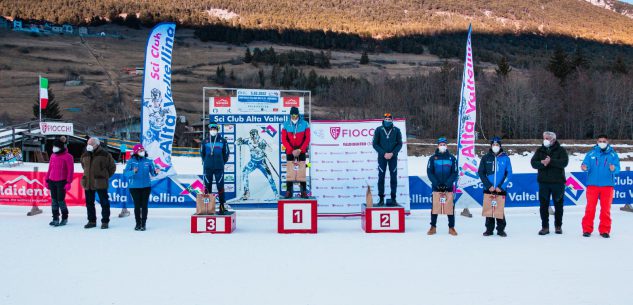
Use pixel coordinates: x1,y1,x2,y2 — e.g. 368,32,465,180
438,137,447,144
490,136,502,145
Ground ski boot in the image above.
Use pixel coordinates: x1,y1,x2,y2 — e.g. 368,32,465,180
27,206,43,216
118,208,130,218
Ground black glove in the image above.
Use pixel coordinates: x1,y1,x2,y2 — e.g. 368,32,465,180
438,185,447,192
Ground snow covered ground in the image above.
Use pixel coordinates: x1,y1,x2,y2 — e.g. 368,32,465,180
1,204,632,305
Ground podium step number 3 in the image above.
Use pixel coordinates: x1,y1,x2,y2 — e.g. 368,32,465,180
191,212,236,234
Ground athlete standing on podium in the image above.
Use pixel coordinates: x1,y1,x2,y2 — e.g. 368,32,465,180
281,106,311,198
201,122,230,214
372,113,403,206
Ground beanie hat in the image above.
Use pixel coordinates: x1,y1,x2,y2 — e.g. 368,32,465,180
383,113,393,119
208,121,219,130
438,137,447,144
290,107,299,116
133,144,144,155
490,136,502,145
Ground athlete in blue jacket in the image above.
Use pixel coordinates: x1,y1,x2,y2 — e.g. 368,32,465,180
201,122,231,214
426,137,458,235
478,137,513,237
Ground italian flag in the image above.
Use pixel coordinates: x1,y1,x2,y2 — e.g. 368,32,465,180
39,76,48,109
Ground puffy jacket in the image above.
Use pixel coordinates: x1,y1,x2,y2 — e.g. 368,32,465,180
478,149,513,191
372,122,403,158
282,116,310,154
427,149,457,191
123,155,157,188
530,141,569,184
582,145,621,187
80,146,116,190
46,149,74,184
201,135,230,172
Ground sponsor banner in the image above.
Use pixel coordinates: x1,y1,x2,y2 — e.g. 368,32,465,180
39,122,74,136
409,171,633,209
2,170,632,209
456,25,479,189
209,95,304,116
311,120,410,215
141,22,177,179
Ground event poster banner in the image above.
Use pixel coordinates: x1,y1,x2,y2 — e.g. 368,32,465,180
39,122,74,136
141,22,177,179
209,90,305,206
456,24,479,190
310,119,410,215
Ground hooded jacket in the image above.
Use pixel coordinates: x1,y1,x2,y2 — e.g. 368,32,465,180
478,148,513,191
582,145,621,187
282,115,310,154
80,145,116,190
46,148,74,184
530,140,569,184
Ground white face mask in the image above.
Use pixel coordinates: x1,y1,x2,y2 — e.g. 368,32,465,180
492,146,501,154
209,130,218,137
543,139,551,147
52,147,61,153
598,142,608,149
291,118,299,124
86,145,94,152
137,150,145,156
438,146,447,153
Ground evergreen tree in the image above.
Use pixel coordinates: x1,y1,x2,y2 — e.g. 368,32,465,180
612,57,629,74
244,47,253,63
215,66,226,84
258,69,265,87
547,47,570,83
495,56,512,77
571,48,590,70
229,69,236,81
360,51,369,65
32,89,62,120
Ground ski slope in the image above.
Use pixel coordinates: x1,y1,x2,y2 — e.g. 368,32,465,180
1,204,631,305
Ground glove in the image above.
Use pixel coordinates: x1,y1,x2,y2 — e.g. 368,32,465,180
64,183,71,191
438,185,447,192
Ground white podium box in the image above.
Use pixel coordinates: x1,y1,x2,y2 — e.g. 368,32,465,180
190,212,236,234
361,204,405,233
278,198,318,233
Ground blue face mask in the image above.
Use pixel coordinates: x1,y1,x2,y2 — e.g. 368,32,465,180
383,120,393,127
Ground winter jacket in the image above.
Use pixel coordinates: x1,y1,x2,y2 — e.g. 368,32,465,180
282,116,310,154
582,145,621,187
80,146,116,190
372,122,403,158
123,155,157,189
426,149,458,191
530,141,569,184
478,149,513,191
46,149,74,184
201,135,230,172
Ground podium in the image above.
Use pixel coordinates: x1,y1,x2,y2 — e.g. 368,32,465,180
191,211,236,234
362,202,405,233
278,197,318,233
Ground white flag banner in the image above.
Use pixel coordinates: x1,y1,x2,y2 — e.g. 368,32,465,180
311,120,410,216
141,22,177,179
456,25,479,189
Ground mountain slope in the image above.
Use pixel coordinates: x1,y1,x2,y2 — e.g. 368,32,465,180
3,0,633,44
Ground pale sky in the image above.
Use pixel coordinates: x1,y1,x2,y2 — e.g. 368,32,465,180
621,0,633,4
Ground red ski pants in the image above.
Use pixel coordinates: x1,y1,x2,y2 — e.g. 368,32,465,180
582,186,613,234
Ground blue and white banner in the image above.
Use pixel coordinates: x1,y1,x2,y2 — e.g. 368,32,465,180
456,24,479,190
96,172,633,209
141,22,177,179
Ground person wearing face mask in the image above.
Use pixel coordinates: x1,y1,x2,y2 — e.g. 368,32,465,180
530,131,569,235
372,113,403,206
201,122,230,214
80,137,116,229
581,134,621,238
426,137,458,235
123,144,160,231
478,137,513,237
45,139,74,227
281,106,311,198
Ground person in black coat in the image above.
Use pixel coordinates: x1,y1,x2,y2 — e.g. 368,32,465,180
200,122,231,213
372,113,403,206
530,131,569,235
